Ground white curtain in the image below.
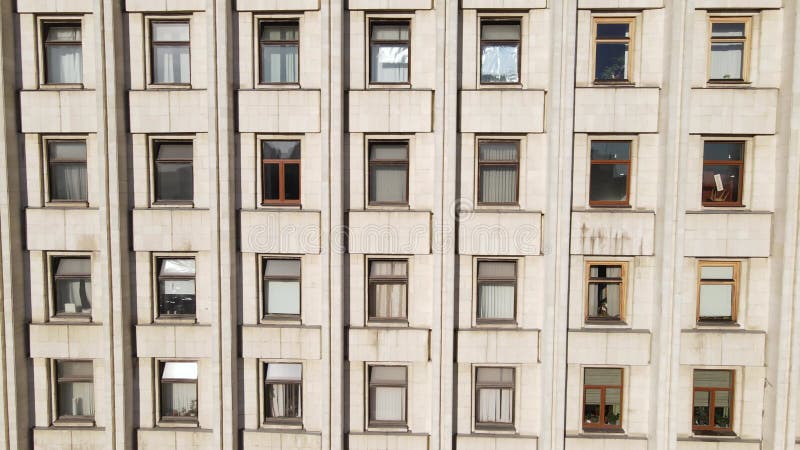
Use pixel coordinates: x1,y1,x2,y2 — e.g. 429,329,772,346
153,45,190,84
56,279,91,314
51,163,88,201
372,283,406,318
369,165,407,203
370,45,408,83
267,384,301,418
710,43,743,80
162,382,197,417
373,386,405,421
699,285,733,317
479,143,517,203
47,45,82,83
266,280,300,314
478,284,514,319
59,381,94,417
478,388,512,423
261,45,298,83
481,45,519,83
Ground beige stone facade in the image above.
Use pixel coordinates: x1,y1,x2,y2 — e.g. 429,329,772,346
0,0,799,449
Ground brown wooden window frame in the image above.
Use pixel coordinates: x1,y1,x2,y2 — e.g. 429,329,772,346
588,140,632,207
479,18,522,85
41,21,83,86
476,139,520,206
261,140,302,206
701,140,745,207
707,17,751,84
474,366,516,430
367,259,408,323
692,369,735,435
368,20,411,85
475,259,517,324
149,19,191,86
367,365,408,428
261,257,302,320
582,367,624,432
584,261,627,323
53,359,94,423
696,260,740,324
592,17,635,85
367,141,409,207
158,360,199,423
258,20,300,85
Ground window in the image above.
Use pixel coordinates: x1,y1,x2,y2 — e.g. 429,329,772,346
368,142,408,206
159,361,198,421
593,18,633,83
259,21,299,84
476,261,516,322
262,258,301,318
42,22,82,84
477,141,519,205
54,360,93,421
475,367,514,429
583,368,623,431
262,140,301,205
368,366,407,427
52,256,91,317
151,21,190,84
693,370,733,434
697,261,739,323
156,258,196,317
586,262,626,321
264,363,302,423
154,141,193,203
368,260,407,321
369,21,410,84
702,141,743,206
589,141,630,206
708,18,750,82
47,141,88,203
480,20,521,84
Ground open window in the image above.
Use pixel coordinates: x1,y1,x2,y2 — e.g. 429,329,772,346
159,361,198,422
264,363,302,424
156,257,196,318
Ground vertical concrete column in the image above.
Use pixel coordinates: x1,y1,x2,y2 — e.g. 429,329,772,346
541,1,577,450
0,1,30,448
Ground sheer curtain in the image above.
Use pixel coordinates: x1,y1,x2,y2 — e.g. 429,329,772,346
51,163,88,201
370,45,409,83
162,382,197,417
56,279,91,314
47,45,82,84
710,43,743,80
373,386,405,421
478,388,512,423
372,283,406,318
478,284,514,319
262,45,298,83
59,381,94,417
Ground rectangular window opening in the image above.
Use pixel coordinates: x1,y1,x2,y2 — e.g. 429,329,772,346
369,21,410,84
480,19,521,84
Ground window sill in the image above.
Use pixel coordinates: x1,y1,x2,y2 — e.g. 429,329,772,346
691,430,737,438
478,83,523,89
157,419,199,428
706,80,751,87
154,316,197,324
147,83,193,90
584,318,627,326
53,417,95,427
588,203,631,209
256,83,302,90
474,203,520,210
592,81,635,87
365,204,411,211
475,319,517,328
49,315,93,324
45,201,90,208
366,423,409,432
580,428,626,435
260,202,302,209
39,83,85,91
151,201,195,208
367,319,409,327
260,315,302,325
367,83,412,90
701,203,746,209
474,424,516,433
262,419,303,430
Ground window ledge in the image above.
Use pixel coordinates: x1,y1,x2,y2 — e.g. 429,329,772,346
48,316,93,324
146,84,193,90
261,420,304,430
688,431,738,439
580,428,625,435
260,316,302,325
151,201,195,208
474,425,516,434
366,83,412,90
45,201,90,208
591,81,635,87
259,203,302,210
478,83,523,89
52,418,95,427
157,419,200,428
153,316,198,325
686,209,770,215
38,83,85,91
255,83,302,90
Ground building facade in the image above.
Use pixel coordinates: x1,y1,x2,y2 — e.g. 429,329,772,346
0,0,799,449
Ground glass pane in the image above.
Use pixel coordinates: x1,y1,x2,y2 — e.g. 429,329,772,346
264,259,301,277
711,22,745,38
584,368,622,386
50,163,88,201
260,23,299,41
57,361,93,378
481,44,519,83
157,142,192,160
265,363,302,381
369,164,408,203
152,44,190,84
369,283,407,318
260,44,299,83
589,265,622,279
284,163,300,200
371,386,406,422
596,23,630,39
155,161,193,201
590,163,629,202
704,142,743,161
693,391,710,426
478,283,515,320
46,44,82,84
266,280,300,315
55,279,92,314
262,141,301,159
158,283,196,315
152,22,190,41
370,45,409,83
476,367,513,384
58,381,93,417
479,165,517,204
699,284,733,319
263,164,280,200
162,362,197,379
584,388,601,424
694,370,732,388
702,165,741,203
477,388,513,423
701,265,735,280
710,43,743,80
46,25,81,41
587,282,621,318
371,24,409,41
479,142,518,161
481,23,520,40
590,141,630,160
49,141,86,161
595,42,629,81
714,391,731,428
266,383,301,418
604,388,621,425
370,366,406,383
477,261,516,279
369,260,407,277
370,143,408,161
160,382,197,418
160,259,195,276
55,257,90,276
